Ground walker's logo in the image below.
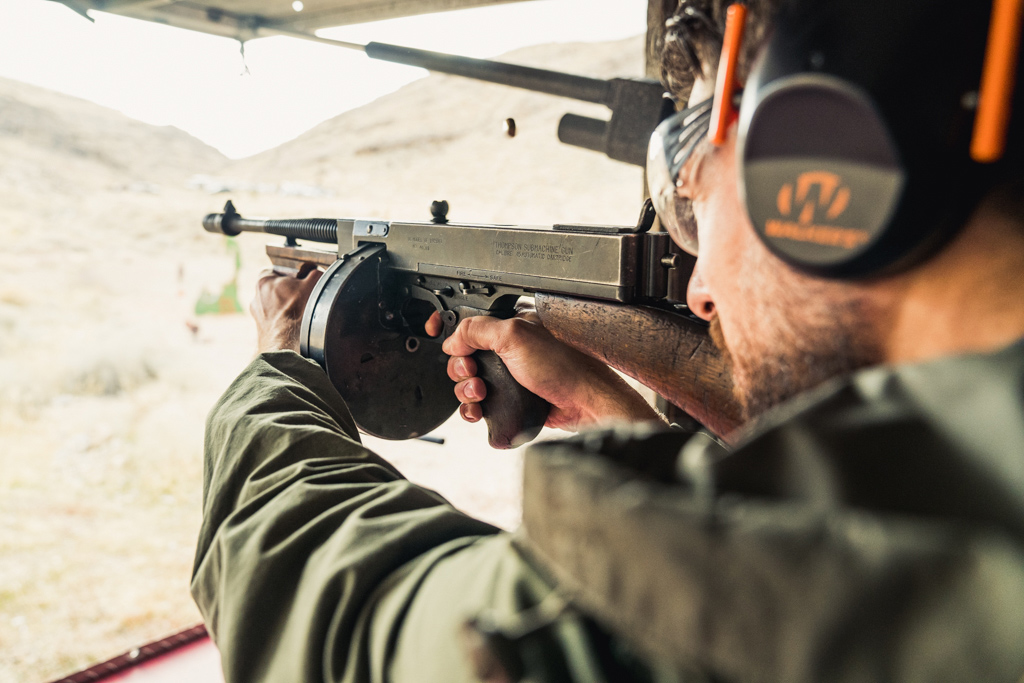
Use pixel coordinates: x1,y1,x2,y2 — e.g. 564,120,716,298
764,171,870,250
777,171,851,223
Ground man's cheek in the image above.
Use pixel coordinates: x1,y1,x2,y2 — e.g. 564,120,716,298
707,317,729,357
692,200,738,282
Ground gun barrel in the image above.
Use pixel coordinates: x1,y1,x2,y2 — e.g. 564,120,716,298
364,42,612,105
204,209,339,245
557,114,608,155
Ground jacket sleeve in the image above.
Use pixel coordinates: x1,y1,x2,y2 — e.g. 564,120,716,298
191,351,511,682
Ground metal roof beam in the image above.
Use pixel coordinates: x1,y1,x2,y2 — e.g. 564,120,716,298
109,4,262,39
101,0,175,9
271,0,530,32
51,0,535,39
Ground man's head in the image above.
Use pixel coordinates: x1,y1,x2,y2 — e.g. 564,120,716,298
657,0,1024,421
657,0,889,421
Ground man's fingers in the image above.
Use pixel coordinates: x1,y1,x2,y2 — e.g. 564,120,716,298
459,403,483,423
300,265,322,283
296,262,319,279
454,377,486,404
425,311,443,338
256,268,279,292
447,355,478,382
258,266,322,300
297,267,323,296
268,263,320,279
442,316,525,357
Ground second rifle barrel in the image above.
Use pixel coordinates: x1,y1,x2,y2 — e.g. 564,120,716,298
364,41,612,105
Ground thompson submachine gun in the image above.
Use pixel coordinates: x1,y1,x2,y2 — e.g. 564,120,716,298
204,200,742,448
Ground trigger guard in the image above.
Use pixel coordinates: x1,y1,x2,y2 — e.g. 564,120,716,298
407,284,458,337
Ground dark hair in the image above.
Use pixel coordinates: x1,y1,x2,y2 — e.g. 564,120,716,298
661,0,782,101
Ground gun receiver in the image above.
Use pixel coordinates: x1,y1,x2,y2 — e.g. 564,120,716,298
204,201,742,446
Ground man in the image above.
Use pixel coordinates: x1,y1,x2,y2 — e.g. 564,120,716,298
192,0,1024,681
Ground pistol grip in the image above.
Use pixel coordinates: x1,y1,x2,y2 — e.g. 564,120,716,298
474,350,550,449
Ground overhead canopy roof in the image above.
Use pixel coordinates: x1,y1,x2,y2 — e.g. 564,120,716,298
51,0,532,41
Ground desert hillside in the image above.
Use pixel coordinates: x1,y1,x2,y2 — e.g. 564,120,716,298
0,35,646,683
0,75,227,192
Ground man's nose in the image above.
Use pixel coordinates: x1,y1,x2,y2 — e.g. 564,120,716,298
686,267,716,322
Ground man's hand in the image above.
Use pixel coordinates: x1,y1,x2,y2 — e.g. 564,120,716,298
438,307,663,431
251,265,323,354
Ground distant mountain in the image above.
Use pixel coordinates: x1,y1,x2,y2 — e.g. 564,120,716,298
0,76,226,193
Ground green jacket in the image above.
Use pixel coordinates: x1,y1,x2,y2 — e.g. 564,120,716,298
193,344,1024,682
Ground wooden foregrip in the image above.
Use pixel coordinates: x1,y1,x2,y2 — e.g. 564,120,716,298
534,294,743,437
266,245,338,274
475,350,551,449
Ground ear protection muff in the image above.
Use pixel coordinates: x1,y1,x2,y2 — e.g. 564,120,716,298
735,0,1023,278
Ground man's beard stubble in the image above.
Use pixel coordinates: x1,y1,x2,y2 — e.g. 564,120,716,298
707,300,884,424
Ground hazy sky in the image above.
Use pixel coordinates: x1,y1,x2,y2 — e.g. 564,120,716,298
0,0,647,158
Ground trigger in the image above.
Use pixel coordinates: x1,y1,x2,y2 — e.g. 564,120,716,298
440,310,459,336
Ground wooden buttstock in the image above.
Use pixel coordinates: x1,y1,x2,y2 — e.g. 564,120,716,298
534,293,743,438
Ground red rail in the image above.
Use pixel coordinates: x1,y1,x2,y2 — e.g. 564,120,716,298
47,624,223,683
